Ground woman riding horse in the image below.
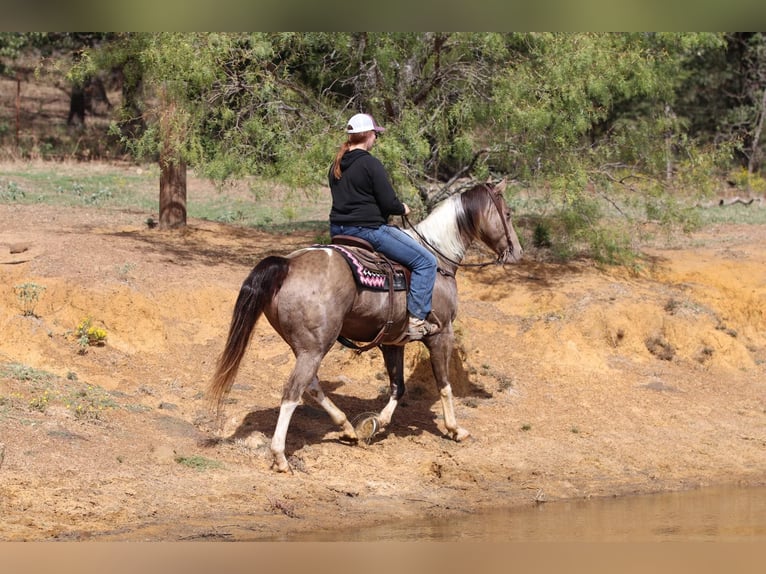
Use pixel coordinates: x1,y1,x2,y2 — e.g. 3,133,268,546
329,112,438,340
208,118,523,472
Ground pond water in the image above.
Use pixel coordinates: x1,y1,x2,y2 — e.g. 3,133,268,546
277,484,766,542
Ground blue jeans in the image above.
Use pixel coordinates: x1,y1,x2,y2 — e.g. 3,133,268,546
330,224,437,320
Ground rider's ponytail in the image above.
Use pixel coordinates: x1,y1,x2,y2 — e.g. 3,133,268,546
332,132,369,180
332,141,351,180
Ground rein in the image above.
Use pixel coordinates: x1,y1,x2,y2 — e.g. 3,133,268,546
403,185,515,269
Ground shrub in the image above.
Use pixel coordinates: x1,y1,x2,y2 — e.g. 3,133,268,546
75,317,107,353
14,282,46,317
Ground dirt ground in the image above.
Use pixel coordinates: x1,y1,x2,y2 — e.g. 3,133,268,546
1,180,765,541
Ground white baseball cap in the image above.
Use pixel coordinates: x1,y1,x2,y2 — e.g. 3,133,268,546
346,113,386,134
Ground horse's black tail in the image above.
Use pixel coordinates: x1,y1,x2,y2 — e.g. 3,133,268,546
208,255,290,411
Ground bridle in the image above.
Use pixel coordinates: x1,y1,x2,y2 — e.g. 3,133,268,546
404,184,515,270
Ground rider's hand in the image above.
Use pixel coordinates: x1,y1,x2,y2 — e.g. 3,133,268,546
402,203,411,216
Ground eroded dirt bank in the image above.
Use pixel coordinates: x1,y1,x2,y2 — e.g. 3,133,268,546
1,203,764,541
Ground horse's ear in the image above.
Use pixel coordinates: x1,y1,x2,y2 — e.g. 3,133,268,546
494,178,507,194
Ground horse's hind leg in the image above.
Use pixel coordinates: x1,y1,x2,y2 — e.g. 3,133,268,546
271,353,327,472
271,353,359,471
306,377,357,442
271,400,300,472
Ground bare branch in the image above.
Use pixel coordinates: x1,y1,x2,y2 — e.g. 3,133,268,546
425,148,490,208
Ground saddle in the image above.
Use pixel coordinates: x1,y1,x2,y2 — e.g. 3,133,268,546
327,235,410,291
326,234,412,351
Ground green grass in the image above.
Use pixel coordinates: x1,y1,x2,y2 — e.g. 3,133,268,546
1,363,56,387
0,162,330,232
174,454,223,471
4,162,766,257
1,361,120,420
694,202,766,226
191,196,328,232
0,168,157,210
65,385,119,420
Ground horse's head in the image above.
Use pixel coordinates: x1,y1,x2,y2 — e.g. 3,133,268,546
468,179,523,264
411,179,522,268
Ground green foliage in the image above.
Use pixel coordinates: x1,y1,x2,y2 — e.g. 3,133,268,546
1,363,55,384
14,282,46,317
66,384,118,420
7,32,766,264
586,226,637,266
0,168,157,210
1,181,25,201
74,317,107,353
532,221,552,248
644,193,702,233
28,389,52,412
728,166,766,194
1,361,119,421
93,34,334,189
0,33,48,73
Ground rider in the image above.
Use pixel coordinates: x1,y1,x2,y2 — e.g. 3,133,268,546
328,112,438,340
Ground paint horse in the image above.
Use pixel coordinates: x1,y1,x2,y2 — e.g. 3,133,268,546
208,180,522,471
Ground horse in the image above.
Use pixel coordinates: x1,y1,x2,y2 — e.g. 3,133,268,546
207,179,523,472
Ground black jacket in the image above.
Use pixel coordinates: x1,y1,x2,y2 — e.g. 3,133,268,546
328,149,405,228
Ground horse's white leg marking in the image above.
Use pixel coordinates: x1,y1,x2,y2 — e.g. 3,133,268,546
307,377,357,441
440,383,470,441
271,400,299,472
377,396,398,428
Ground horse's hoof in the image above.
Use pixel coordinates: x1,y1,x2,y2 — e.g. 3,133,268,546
352,413,379,444
271,455,290,473
339,421,359,444
452,427,471,442
338,431,359,444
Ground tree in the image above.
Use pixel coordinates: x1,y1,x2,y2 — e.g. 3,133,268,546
0,33,33,74
269,32,519,206
157,82,188,228
676,33,766,178
67,33,740,262
78,33,339,229
735,33,766,177
484,33,731,261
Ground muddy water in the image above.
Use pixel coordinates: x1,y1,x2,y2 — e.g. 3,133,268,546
275,485,766,541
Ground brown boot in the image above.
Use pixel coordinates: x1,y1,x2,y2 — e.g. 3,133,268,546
407,315,439,339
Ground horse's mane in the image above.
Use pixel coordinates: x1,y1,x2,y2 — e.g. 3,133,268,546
408,184,489,262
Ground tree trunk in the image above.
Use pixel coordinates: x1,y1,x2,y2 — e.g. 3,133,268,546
158,84,187,229
748,86,766,178
159,153,187,229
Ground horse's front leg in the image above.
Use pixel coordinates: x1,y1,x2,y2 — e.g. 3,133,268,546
424,325,470,441
375,344,406,431
353,344,405,441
